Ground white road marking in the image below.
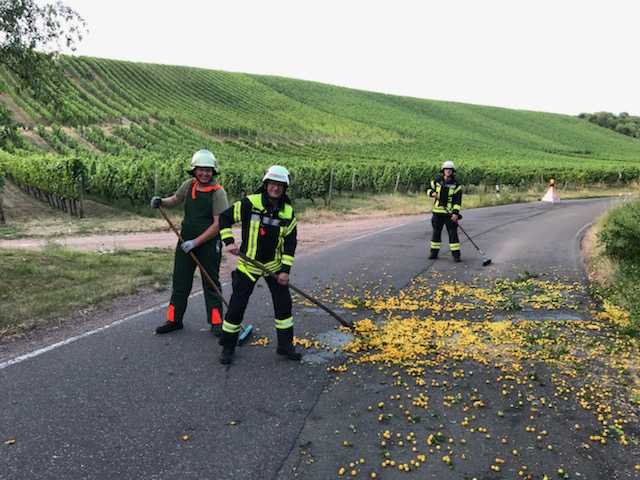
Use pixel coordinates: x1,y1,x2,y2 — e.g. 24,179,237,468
0,220,424,370
0,289,213,370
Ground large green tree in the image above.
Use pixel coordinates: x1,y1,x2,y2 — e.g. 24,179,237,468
0,0,85,147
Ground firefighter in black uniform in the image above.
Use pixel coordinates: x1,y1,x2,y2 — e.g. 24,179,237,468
217,165,299,365
151,149,229,335
427,160,463,262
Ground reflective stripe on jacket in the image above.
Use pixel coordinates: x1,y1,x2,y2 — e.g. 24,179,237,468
426,176,462,214
219,193,297,278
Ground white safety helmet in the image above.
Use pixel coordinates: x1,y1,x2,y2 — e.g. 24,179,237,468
441,160,456,171
262,165,290,186
190,149,219,173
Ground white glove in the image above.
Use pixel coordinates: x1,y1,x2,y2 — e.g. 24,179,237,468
181,240,197,253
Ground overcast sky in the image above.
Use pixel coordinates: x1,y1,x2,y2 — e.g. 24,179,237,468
63,0,640,116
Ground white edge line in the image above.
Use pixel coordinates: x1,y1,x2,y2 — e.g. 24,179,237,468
0,287,223,371
0,218,426,370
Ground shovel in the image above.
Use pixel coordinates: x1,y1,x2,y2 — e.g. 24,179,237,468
159,207,253,344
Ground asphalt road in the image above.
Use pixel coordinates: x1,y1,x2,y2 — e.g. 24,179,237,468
0,198,630,480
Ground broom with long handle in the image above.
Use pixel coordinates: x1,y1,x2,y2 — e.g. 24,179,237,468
445,209,492,266
236,252,354,330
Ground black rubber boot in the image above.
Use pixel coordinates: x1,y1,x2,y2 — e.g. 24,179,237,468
219,331,238,365
210,324,222,337
155,322,183,334
428,249,439,260
276,328,302,361
452,251,461,263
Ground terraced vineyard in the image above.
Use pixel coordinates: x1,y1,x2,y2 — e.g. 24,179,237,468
1,56,640,210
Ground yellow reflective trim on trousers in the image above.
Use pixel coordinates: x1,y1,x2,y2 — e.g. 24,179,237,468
222,320,241,333
275,317,294,330
220,228,233,240
282,254,294,266
233,201,241,223
450,243,461,251
431,241,441,249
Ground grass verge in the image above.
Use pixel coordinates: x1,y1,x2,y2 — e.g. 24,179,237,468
0,246,173,337
585,199,640,337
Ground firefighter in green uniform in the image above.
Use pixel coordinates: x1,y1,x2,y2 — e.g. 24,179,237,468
426,160,463,262
151,149,229,335
217,165,299,365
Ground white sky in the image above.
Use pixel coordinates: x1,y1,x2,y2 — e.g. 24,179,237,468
63,0,640,116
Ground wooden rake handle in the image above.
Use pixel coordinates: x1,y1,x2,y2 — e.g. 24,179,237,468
158,207,229,309
237,252,354,330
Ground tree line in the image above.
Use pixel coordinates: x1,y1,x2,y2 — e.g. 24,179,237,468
578,112,640,139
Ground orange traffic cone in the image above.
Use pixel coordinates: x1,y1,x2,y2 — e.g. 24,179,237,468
541,178,560,203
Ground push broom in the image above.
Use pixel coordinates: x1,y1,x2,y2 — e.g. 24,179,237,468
444,209,492,266
457,222,492,266
159,207,254,344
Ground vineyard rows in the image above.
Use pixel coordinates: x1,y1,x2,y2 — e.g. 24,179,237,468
1,55,640,212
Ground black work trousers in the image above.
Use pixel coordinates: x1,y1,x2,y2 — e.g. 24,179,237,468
224,269,293,331
430,213,461,253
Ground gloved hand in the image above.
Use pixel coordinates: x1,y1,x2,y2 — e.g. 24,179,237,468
150,196,162,209
181,240,197,253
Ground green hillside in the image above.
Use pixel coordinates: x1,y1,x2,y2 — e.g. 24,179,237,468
1,56,639,207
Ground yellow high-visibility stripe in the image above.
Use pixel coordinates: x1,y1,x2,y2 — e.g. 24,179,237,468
237,262,259,281
285,217,297,235
220,228,234,240
282,254,294,266
450,243,461,251
233,201,241,223
431,241,442,249
275,317,294,330
264,258,281,271
247,218,259,259
222,320,241,333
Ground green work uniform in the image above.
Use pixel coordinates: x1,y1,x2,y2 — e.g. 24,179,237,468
167,179,229,328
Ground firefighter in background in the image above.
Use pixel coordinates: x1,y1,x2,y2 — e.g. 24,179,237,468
151,149,229,335
426,160,463,262
217,165,299,365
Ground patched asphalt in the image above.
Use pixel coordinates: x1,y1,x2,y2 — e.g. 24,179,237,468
2,198,634,480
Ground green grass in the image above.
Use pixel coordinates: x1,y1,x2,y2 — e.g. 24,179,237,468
0,247,173,336
2,56,640,206
592,199,640,336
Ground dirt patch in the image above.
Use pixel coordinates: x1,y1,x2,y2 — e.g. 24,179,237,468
0,213,422,253
62,126,101,153
19,128,50,150
0,180,174,238
0,93,36,127
581,217,615,287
